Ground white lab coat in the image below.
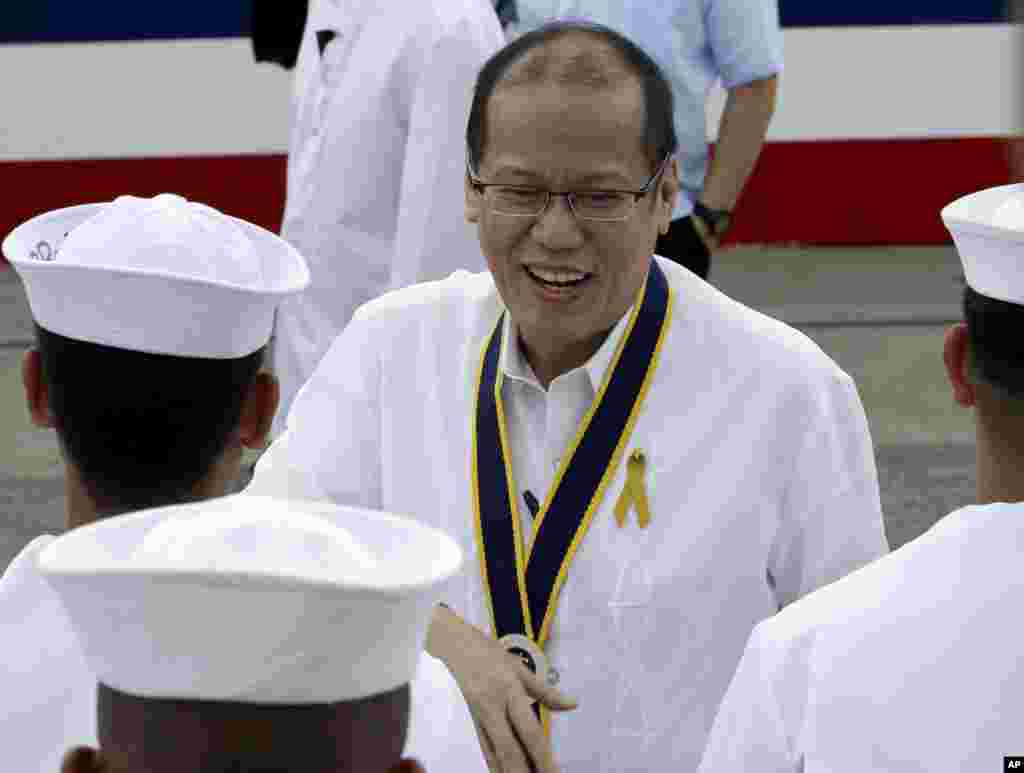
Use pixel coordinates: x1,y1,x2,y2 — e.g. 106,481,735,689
699,501,1024,773
273,0,505,434
0,536,486,771
249,257,889,772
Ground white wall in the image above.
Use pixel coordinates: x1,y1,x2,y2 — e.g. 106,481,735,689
1,24,1019,161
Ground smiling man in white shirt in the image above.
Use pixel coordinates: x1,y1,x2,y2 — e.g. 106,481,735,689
250,20,888,773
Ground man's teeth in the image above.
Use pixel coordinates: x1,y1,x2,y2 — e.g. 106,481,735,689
527,266,588,284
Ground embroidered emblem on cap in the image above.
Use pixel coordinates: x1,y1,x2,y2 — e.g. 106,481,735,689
28,231,71,263
29,241,56,262
3,197,311,359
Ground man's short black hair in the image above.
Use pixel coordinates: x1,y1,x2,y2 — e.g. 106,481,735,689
466,19,678,174
963,284,1024,402
35,324,263,513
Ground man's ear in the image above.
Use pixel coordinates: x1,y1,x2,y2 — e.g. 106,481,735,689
465,174,483,224
238,372,280,450
656,158,680,236
60,747,104,773
22,349,55,428
943,323,976,407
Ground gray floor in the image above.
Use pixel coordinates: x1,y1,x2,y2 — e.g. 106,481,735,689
0,244,976,567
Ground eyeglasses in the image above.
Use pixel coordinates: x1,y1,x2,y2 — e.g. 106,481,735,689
467,154,671,222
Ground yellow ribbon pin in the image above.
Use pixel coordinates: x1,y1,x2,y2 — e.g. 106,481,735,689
613,449,651,528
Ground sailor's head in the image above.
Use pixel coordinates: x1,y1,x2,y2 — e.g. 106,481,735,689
40,494,462,773
941,185,1024,434
3,195,310,521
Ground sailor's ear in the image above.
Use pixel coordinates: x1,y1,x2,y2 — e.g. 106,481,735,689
943,323,976,407
23,349,56,428
239,371,279,450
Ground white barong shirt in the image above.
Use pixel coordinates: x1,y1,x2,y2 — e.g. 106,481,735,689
250,257,889,771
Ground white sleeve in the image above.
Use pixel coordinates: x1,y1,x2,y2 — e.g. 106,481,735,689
389,18,500,289
698,622,802,773
768,369,889,608
247,307,384,510
405,654,488,771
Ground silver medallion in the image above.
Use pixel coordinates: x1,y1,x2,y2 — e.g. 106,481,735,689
499,633,559,686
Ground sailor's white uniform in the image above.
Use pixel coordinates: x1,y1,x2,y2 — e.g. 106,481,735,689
698,503,1024,772
698,183,1024,773
1,195,486,772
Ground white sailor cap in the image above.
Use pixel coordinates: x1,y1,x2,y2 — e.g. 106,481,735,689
1,194,310,358
942,183,1024,305
37,494,462,704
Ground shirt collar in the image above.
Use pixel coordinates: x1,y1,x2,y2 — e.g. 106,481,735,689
499,306,635,393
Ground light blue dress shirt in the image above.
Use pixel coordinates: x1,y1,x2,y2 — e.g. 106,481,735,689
510,0,783,219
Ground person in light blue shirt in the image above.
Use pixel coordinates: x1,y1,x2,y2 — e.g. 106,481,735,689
510,0,782,279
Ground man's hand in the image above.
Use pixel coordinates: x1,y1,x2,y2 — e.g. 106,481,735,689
427,605,578,773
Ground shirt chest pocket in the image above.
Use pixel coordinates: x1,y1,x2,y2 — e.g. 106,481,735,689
586,455,698,653
605,556,655,651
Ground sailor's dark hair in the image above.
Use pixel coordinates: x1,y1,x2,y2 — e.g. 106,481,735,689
963,284,1024,402
34,324,264,513
96,682,410,773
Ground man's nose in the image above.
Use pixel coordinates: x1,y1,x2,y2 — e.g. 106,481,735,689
531,193,584,248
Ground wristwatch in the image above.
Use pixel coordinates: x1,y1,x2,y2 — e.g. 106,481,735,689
692,201,732,239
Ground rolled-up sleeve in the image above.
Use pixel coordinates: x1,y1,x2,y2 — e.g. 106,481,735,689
705,0,783,89
768,369,889,608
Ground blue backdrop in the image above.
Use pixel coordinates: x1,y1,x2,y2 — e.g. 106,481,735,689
0,1,251,43
0,0,1009,44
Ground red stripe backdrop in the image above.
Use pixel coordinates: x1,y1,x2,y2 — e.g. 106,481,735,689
1,155,288,256
726,137,1012,245
0,136,1012,268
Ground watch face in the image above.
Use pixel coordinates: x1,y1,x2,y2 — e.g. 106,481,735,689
695,204,730,236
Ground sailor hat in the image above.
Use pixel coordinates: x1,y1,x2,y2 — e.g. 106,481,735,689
2,194,310,358
942,183,1024,305
37,494,463,703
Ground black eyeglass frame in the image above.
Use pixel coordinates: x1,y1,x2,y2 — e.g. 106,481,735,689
466,153,673,222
